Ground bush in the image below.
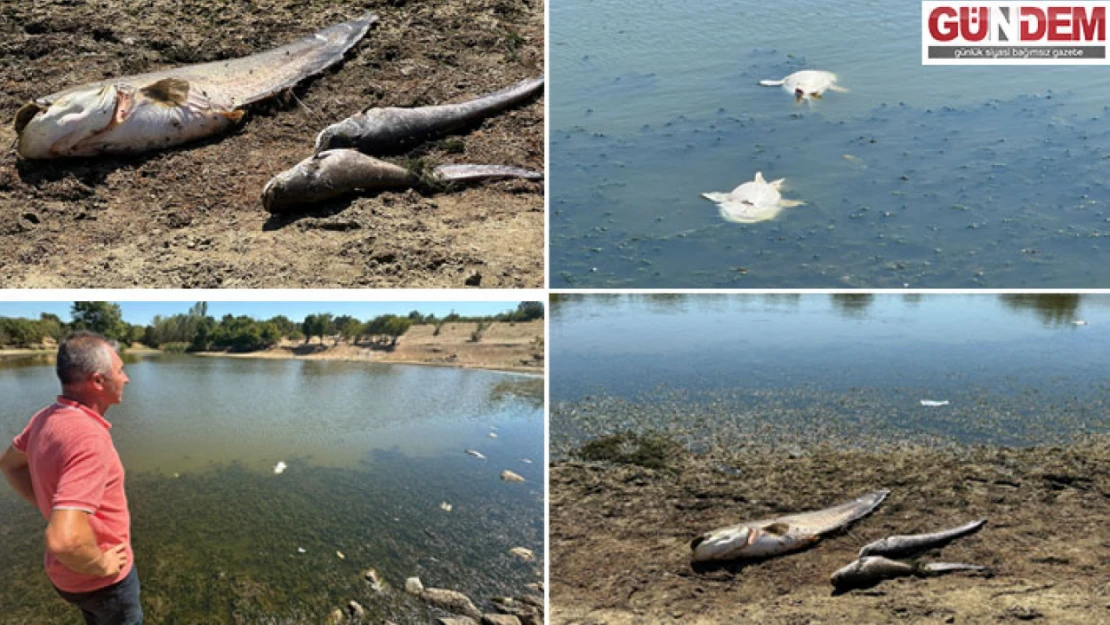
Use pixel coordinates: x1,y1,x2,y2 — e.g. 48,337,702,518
160,342,190,353
574,431,681,471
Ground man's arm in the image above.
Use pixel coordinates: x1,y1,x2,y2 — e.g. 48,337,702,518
0,444,34,503
45,509,127,577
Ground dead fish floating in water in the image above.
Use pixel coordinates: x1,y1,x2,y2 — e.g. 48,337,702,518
262,149,542,213
701,171,804,224
691,490,888,563
465,449,487,460
831,556,990,592
759,70,848,103
15,14,377,159
315,77,544,154
859,518,987,559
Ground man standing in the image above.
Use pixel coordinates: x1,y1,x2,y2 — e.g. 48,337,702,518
0,331,142,624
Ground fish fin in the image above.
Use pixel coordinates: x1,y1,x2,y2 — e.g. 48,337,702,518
759,79,785,86
763,522,790,536
13,102,45,134
829,85,850,93
221,110,246,124
769,177,786,189
779,199,804,208
701,192,729,203
811,92,823,99
141,78,191,106
753,171,766,184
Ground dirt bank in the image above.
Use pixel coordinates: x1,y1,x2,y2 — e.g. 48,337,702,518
551,437,1110,625
198,320,544,373
0,0,544,288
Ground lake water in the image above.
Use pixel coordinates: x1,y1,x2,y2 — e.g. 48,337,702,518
0,355,544,623
550,294,1110,453
550,0,1110,288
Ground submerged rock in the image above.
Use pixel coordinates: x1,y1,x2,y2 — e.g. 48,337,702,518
347,600,365,620
405,576,424,595
424,587,482,620
363,568,386,592
509,547,535,561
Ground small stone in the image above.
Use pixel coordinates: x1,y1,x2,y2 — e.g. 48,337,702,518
327,608,345,624
436,619,478,625
440,501,453,512
500,470,525,483
481,615,521,625
405,576,424,595
465,272,482,286
336,550,345,560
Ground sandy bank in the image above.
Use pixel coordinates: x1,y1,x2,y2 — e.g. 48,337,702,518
551,437,1110,624
195,320,543,374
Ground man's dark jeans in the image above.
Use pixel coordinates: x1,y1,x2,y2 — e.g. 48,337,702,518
54,566,143,625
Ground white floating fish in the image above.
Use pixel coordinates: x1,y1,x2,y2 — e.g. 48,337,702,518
488,432,498,439
701,171,803,224
920,400,950,407
501,470,525,483
273,461,288,474
297,547,306,554
1073,320,1089,326
465,449,487,460
760,70,849,103
440,502,453,512
336,551,345,560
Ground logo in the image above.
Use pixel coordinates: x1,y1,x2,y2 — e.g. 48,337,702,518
923,2,1109,64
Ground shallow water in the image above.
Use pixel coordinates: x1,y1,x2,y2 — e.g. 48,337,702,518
550,294,1110,452
0,355,543,623
550,0,1110,287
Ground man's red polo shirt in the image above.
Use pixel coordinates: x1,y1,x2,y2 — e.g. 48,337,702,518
12,397,133,593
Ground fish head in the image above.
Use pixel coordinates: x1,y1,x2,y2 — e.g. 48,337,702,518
690,524,752,562
16,85,127,159
315,119,362,153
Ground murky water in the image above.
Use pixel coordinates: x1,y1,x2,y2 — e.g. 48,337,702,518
550,0,1110,287
0,355,543,623
550,294,1110,453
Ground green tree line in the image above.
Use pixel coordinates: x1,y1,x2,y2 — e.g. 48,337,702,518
0,302,544,351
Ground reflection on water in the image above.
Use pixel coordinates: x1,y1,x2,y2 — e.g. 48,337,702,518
0,357,543,623
551,294,1110,450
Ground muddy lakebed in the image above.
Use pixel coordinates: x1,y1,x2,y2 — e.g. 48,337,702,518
0,0,544,288
0,354,544,623
549,294,1110,624
549,0,1110,288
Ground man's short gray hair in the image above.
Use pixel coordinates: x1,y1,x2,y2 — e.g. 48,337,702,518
56,331,118,385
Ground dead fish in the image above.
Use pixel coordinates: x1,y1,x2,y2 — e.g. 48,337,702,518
691,490,889,563
465,449,487,460
831,556,990,592
15,13,377,159
314,77,544,154
500,470,525,483
261,149,542,213
859,519,987,559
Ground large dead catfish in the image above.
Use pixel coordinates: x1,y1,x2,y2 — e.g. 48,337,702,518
15,13,377,159
262,149,542,213
314,76,544,154
691,490,889,563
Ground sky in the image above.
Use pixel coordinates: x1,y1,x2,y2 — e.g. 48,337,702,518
0,301,533,326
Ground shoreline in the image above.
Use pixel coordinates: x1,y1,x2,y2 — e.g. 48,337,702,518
550,435,1110,624
191,348,543,376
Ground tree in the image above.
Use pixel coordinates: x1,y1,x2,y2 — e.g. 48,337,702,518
383,316,412,346
38,313,66,342
71,302,124,340
301,315,317,344
513,301,544,321
335,315,362,345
